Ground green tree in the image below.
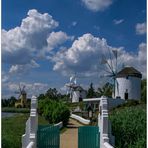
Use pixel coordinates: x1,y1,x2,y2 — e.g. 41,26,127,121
87,83,96,98
37,94,45,100
2,99,9,107
9,96,17,107
38,99,70,126
45,88,60,100
97,82,113,97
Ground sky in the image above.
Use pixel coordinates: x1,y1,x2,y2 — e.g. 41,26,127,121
2,0,147,98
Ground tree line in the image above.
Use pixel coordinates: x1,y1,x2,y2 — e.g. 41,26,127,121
2,79,147,107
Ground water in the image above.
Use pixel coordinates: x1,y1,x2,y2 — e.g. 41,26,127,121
2,112,19,118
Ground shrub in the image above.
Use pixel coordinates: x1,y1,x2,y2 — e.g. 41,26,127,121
109,105,146,148
38,99,70,126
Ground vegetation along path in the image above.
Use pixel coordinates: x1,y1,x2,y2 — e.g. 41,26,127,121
60,118,84,148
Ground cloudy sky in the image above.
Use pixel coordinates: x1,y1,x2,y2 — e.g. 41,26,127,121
2,0,146,98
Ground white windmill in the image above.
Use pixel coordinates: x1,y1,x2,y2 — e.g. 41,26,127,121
65,74,87,103
100,49,120,98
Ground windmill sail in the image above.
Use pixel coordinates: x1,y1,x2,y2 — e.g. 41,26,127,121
112,50,117,58
101,49,119,98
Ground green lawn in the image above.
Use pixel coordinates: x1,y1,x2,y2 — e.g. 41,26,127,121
2,114,49,148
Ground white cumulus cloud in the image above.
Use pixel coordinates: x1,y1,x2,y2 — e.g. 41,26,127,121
2,9,74,74
2,9,58,65
52,33,146,78
82,0,112,12
136,22,146,35
47,31,74,51
9,60,40,74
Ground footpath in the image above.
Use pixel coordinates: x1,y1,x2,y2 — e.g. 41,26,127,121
60,118,84,148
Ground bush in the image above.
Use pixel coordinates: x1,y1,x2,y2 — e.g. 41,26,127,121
109,105,146,148
111,100,140,111
38,99,70,126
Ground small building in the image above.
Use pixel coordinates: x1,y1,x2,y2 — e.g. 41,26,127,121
72,86,87,103
115,67,142,100
83,98,100,111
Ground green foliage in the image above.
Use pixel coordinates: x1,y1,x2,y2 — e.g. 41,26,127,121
2,96,17,107
45,88,60,100
97,82,113,97
110,100,140,111
38,94,46,100
38,100,70,126
87,83,96,98
141,79,146,103
110,105,146,148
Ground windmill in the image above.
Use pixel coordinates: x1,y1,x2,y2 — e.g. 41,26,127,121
15,84,27,108
65,75,79,101
15,84,26,98
100,49,120,98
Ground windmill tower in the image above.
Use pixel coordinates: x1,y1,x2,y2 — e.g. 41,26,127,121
65,75,86,103
101,50,119,98
115,67,142,100
15,84,27,108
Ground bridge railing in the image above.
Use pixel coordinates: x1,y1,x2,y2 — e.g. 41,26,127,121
71,113,90,125
99,96,115,148
22,96,38,148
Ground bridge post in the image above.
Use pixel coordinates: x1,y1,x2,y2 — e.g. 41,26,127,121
22,96,38,148
99,96,114,148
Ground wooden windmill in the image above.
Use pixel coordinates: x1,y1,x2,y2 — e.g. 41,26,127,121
15,84,27,108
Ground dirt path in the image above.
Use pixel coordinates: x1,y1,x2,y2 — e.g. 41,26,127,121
60,118,83,148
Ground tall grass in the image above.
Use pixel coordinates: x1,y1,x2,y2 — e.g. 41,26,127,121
2,114,49,148
109,105,146,148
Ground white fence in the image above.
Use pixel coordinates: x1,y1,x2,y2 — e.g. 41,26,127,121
99,96,115,148
22,96,38,148
70,113,90,125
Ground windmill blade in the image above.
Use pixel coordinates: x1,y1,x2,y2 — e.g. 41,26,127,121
100,74,114,78
115,79,119,96
101,57,108,64
18,94,21,99
22,85,26,91
19,83,22,92
74,78,77,84
112,50,117,59
70,76,74,82
112,50,118,74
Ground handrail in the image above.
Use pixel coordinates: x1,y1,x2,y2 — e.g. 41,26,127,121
71,114,90,124
26,141,34,148
104,142,114,148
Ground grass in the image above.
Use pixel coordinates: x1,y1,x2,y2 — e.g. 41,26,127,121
2,114,29,148
2,107,30,113
2,113,69,148
109,104,146,148
2,113,49,148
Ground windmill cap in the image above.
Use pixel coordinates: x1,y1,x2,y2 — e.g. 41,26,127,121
116,67,142,78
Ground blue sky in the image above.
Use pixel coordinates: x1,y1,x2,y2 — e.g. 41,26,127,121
2,0,146,98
